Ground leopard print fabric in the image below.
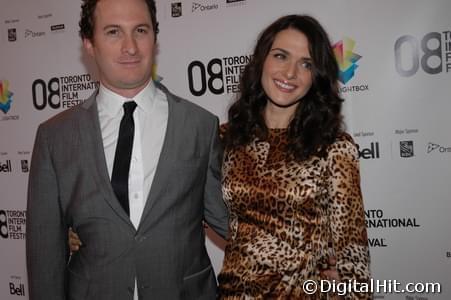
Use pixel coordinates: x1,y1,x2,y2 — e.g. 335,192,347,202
217,127,371,300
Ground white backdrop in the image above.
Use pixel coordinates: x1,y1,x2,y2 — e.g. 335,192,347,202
1,0,450,299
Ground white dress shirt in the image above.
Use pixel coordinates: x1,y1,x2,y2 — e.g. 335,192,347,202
96,80,168,299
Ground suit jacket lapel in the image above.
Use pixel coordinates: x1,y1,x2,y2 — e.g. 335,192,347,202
138,83,185,230
79,92,135,230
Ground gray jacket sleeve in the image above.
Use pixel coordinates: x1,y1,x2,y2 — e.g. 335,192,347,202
26,125,68,300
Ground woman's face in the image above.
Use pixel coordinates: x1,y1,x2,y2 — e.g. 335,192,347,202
261,28,313,113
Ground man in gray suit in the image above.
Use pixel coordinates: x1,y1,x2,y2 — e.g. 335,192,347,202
26,0,228,299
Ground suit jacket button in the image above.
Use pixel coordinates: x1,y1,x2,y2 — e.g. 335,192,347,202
128,286,134,294
135,236,146,242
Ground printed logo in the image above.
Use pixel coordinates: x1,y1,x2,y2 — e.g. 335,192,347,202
24,29,45,38
0,210,26,240
32,74,98,111
9,275,25,297
21,160,29,172
395,30,451,77
395,128,419,135
171,2,182,17
0,210,7,238
187,55,251,96
427,143,440,153
365,208,420,251
5,19,20,25
333,37,362,84
37,13,52,20
0,81,14,114
50,24,65,33
9,281,26,296
0,160,12,173
427,142,451,153
8,28,17,42
226,0,246,5
192,2,219,12
356,142,380,159
400,141,414,158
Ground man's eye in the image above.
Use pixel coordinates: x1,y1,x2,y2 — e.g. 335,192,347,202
137,28,148,34
106,29,119,36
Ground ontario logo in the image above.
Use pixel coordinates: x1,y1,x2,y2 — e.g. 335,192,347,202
333,37,368,93
0,80,14,114
427,142,451,154
192,2,218,13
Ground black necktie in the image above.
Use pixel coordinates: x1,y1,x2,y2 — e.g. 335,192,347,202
111,101,137,216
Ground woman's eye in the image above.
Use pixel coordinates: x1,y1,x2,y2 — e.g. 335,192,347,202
302,61,312,69
274,53,286,60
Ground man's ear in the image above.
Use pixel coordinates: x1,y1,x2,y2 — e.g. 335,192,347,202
83,38,95,57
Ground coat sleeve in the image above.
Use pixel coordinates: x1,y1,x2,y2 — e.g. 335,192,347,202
202,117,229,239
326,136,372,300
26,125,68,300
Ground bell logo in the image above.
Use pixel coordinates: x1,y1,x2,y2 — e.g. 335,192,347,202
9,282,25,296
0,160,12,172
357,142,380,159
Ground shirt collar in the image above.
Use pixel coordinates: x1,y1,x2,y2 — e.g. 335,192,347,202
97,80,156,117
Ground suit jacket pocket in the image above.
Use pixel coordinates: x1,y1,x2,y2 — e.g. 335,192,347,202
182,264,216,300
168,156,207,192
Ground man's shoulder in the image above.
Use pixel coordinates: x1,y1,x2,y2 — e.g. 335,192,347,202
41,106,77,127
156,82,216,120
39,97,92,132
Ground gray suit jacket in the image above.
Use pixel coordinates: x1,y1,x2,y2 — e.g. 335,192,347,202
26,82,229,300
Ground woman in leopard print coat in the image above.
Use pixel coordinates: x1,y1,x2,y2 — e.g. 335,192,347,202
218,15,371,300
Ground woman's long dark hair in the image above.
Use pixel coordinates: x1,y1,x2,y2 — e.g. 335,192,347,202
223,15,344,161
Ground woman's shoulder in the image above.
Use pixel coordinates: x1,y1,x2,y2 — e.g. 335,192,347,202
327,132,358,157
334,132,355,145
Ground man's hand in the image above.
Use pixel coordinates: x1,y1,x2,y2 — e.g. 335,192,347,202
68,227,82,253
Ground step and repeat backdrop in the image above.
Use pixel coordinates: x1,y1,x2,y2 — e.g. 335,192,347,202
1,0,450,299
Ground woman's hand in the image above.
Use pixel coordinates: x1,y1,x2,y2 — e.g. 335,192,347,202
320,256,344,299
320,256,340,281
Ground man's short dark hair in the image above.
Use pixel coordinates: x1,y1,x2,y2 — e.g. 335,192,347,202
79,0,159,41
